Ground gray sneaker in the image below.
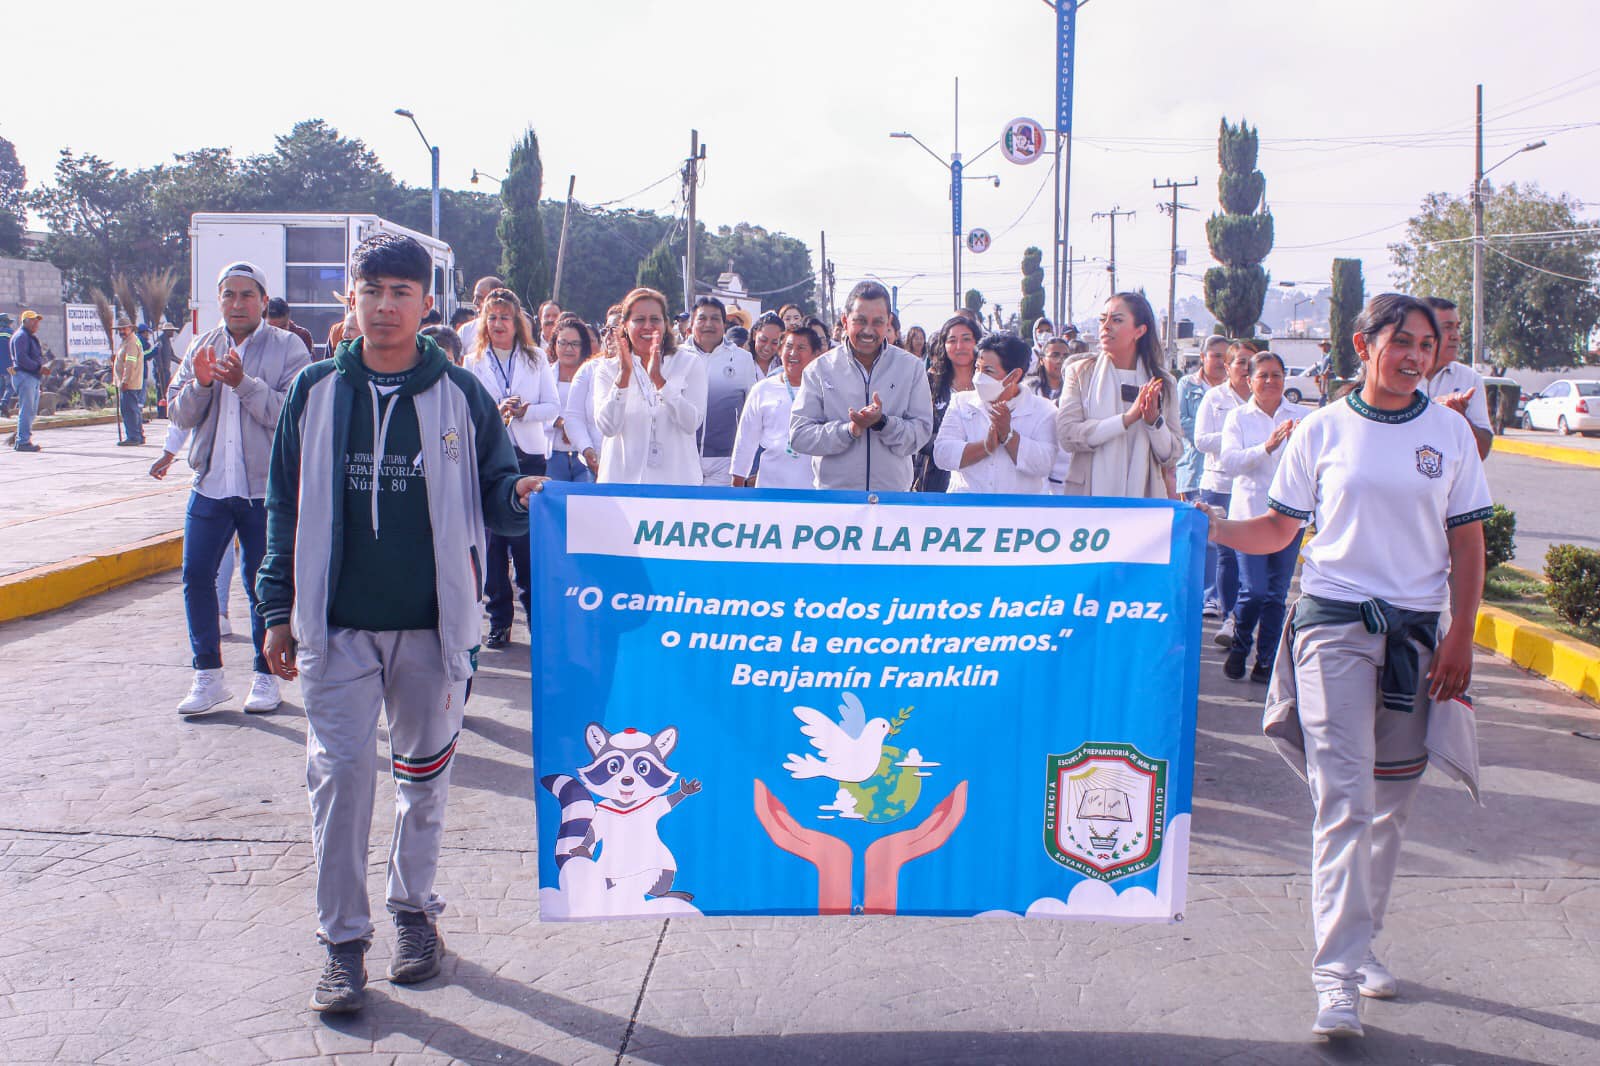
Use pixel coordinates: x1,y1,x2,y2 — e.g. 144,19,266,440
1358,951,1398,999
1312,985,1363,1038
389,910,445,984
310,940,367,1013
1213,616,1237,648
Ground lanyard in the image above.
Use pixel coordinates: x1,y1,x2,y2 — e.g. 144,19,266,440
488,346,518,397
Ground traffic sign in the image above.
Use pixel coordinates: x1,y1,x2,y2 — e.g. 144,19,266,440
1002,117,1046,165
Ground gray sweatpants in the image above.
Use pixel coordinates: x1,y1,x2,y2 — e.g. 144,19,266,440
299,627,468,946
1293,620,1430,993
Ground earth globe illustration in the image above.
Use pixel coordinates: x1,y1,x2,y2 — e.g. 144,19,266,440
839,746,924,823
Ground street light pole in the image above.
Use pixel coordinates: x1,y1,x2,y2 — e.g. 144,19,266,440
1469,83,1546,369
395,108,439,240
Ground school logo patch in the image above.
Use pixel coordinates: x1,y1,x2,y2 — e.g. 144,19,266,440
1415,445,1444,479
441,426,461,464
1044,742,1167,881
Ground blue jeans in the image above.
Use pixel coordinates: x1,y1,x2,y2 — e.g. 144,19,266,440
546,449,593,483
1232,530,1304,667
1200,489,1238,612
1181,491,1218,607
13,372,40,446
120,388,145,442
0,370,15,412
182,493,268,672
486,451,546,630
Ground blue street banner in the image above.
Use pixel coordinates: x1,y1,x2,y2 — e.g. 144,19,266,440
951,158,964,238
1057,0,1078,134
529,485,1204,922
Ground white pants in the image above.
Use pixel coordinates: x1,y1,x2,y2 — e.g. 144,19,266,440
1293,620,1430,992
700,455,732,486
299,627,468,945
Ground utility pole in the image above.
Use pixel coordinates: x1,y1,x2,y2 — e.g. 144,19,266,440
1471,84,1484,369
819,230,829,325
551,175,576,304
1154,177,1198,358
1065,244,1086,325
1091,206,1135,294
683,130,706,313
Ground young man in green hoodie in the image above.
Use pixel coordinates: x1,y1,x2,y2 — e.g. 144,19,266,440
257,233,543,1014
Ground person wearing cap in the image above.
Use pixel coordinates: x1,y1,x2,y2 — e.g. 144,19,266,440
0,312,15,418
9,310,46,452
166,260,311,717
113,315,147,446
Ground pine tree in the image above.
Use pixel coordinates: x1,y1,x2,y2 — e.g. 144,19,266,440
964,289,985,318
636,240,683,312
498,128,549,309
1019,246,1045,339
1328,258,1364,379
1203,118,1274,338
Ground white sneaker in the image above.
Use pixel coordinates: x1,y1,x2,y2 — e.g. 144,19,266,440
1357,952,1398,999
217,614,232,637
1213,616,1237,648
178,669,233,716
243,672,282,714
1312,985,1364,1038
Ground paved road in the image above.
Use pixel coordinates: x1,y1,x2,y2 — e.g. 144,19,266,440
1485,448,1600,571
1,573,1596,1064
1501,427,1600,454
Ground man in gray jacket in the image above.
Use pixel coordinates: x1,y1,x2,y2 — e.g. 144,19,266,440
790,280,933,491
167,261,311,717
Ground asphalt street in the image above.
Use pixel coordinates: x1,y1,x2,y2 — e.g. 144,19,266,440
1484,448,1600,571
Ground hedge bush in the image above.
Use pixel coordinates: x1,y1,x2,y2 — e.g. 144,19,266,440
1544,544,1600,627
1483,504,1517,575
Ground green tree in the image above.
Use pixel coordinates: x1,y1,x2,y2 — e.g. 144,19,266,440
964,288,985,317
702,222,815,313
28,151,170,300
1328,258,1363,379
240,120,397,213
636,239,683,312
1019,246,1045,338
1390,183,1600,368
1204,118,1274,338
499,129,550,309
541,204,679,322
0,135,25,255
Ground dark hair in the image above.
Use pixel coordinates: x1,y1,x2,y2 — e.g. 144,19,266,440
266,297,290,318
785,324,823,355
726,325,750,347
978,331,1031,376
1354,292,1440,350
802,315,833,346
1422,295,1457,312
747,311,784,354
844,280,892,315
692,295,727,322
890,311,902,333
1249,351,1286,374
1107,292,1173,398
1023,339,1070,398
351,233,431,287
538,300,562,317
420,308,443,326
904,324,927,355
778,303,801,319
927,314,982,402
450,306,477,329
421,324,463,362
551,312,593,360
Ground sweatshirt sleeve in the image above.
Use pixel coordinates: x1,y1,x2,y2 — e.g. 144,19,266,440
465,372,531,539
789,363,855,456
235,336,310,430
256,373,308,629
873,362,934,457
166,336,216,431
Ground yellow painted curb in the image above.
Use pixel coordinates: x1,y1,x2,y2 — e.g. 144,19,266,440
0,530,183,623
1493,436,1600,470
1475,602,1600,703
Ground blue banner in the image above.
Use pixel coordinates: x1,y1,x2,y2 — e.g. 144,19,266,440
951,158,963,239
529,485,1204,922
1057,0,1077,134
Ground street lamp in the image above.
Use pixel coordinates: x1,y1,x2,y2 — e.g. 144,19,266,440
469,168,502,187
395,108,440,240
888,130,1001,312
1471,138,1545,366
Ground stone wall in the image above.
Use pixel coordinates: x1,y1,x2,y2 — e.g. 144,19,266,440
0,257,67,359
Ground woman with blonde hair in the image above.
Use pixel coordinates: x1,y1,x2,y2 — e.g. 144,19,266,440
465,287,559,648
593,288,707,484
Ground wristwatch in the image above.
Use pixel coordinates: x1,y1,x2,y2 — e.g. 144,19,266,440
1152,415,1165,429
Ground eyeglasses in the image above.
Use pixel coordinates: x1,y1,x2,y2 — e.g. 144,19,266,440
554,339,583,350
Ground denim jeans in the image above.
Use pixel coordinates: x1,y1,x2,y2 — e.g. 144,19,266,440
119,388,145,443
182,493,268,672
1232,529,1304,667
546,449,593,483
13,372,40,445
486,451,546,630
1200,489,1238,612
0,370,16,412
1181,491,1218,607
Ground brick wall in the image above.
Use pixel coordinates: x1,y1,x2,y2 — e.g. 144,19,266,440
0,257,67,359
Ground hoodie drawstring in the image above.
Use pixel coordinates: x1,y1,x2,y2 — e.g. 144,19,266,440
368,380,399,539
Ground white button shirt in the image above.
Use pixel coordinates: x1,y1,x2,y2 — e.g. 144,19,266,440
1423,359,1492,434
468,346,560,456
932,390,1059,495
593,351,708,485
1218,397,1311,520
730,373,813,489
1194,382,1251,494
196,321,260,501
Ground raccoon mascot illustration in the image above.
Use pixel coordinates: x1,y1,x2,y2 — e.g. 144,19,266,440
541,723,701,902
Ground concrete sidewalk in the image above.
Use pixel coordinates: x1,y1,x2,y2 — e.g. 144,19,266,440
1,573,1597,1064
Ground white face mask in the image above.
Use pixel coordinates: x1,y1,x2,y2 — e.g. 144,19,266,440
972,373,1005,404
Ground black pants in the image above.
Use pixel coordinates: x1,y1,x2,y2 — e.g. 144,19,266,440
485,449,545,630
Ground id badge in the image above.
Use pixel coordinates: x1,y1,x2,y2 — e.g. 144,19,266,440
648,437,664,467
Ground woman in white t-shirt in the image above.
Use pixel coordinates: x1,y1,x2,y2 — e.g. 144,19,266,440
1204,293,1492,1039
1216,351,1310,683
1054,292,1181,498
547,314,599,482
593,287,708,485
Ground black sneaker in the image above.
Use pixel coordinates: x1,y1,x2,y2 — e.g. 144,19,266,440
1223,648,1247,680
1250,661,1273,684
14,442,41,453
310,940,367,1013
484,626,511,649
389,910,445,984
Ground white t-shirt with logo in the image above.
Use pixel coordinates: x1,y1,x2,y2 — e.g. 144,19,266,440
1267,392,1493,611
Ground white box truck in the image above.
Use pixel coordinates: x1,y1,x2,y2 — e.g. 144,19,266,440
188,213,458,355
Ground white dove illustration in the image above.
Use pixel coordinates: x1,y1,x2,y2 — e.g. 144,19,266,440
782,692,892,783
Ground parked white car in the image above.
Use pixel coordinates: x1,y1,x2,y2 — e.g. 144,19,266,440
1520,378,1600,436
1282,366,1323,405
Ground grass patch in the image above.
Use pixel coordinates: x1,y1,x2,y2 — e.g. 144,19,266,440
1483,565,1600,646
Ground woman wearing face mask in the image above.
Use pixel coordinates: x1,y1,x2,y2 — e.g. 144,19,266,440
1204,293,1491,1039
1055,292,1181,498
1024,337,1073,494
593,288,708,485
1216,351,1309,683
914,315,981,492
932,332,1058,494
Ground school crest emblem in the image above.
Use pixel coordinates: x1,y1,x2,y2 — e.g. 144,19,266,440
1415,445,1444,479
1044,742,1167,881
442,426,461,463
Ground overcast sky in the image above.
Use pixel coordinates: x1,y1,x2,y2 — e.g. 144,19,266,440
6,0,1596,328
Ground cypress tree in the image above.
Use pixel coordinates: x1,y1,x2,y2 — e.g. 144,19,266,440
1328,257,1364,380
498,128,550,309
636,240,683,312
1203,118,1274,338
1019,246,1045,339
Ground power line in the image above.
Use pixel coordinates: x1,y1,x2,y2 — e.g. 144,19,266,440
588,166,683,209
1484,243,1598,285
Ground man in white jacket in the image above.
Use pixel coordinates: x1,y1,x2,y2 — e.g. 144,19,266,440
686,296,760,485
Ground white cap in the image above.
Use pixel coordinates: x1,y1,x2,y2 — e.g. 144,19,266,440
217,260,269,293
